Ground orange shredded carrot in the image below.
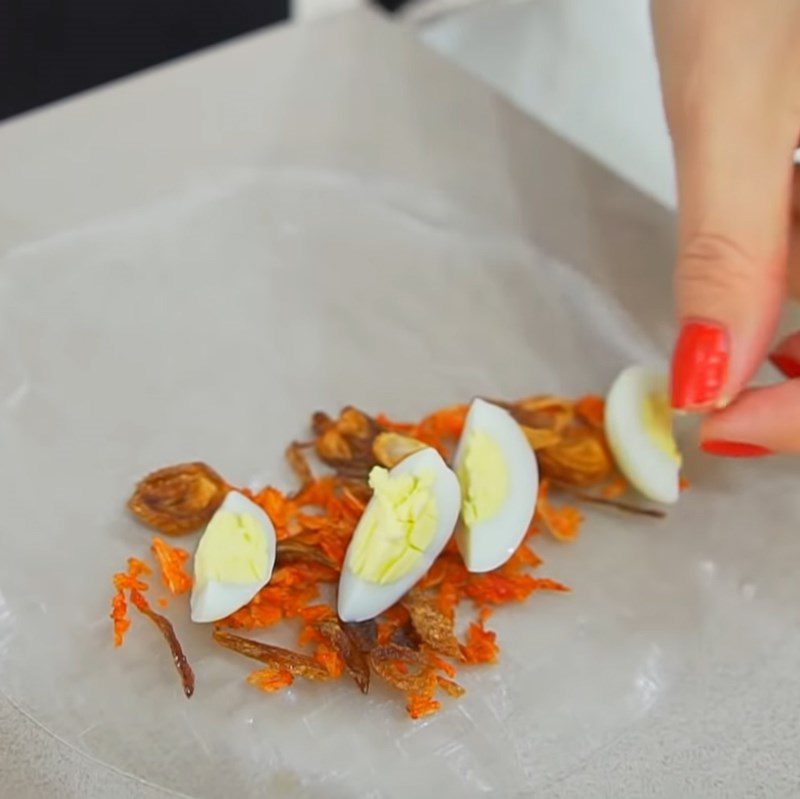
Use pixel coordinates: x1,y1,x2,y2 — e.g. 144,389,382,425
110,557,154,646
298,625,323,648
247,667,294,693
157,598,169,609
130,557,151,575
407,695,441,719
110,590,130,647
224,601,282,630
466,571,567,605
377,405,468,457
314,645,345,678
679,475,691,491
601,477,628,499
436,676,465,698
575,395,605,428
436,581,460,618
502,542,542,571
478,607,493,623
251,486,293,536
151,537,192,595
460,621,499,664
299,604,336,623
113,557,151,592
427,651,457,679
536,481,583,542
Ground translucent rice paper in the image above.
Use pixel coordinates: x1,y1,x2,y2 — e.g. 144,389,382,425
1,10,800,798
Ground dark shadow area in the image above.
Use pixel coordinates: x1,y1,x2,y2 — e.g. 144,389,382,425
0,0,289,120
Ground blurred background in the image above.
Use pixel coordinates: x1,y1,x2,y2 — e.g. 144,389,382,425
0,0,290,120
0,0,673,204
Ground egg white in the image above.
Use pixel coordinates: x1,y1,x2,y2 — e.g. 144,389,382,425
190,490,277,623
604,365,681,504
453,398,539,573
337,447,461,623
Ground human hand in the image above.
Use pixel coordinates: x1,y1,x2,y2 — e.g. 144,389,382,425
651,0,800,455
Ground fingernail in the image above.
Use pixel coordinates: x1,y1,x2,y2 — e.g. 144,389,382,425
671,320,729,410
768,352,800,379
700,440,772,458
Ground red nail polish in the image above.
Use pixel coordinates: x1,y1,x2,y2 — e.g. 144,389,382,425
700,440,772,458
769,352,800,379
671,321,729,410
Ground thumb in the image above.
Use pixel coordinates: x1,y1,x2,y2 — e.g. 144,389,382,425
654,0,800,413
669,111,797,411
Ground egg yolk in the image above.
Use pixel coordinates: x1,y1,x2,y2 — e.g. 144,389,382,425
194,511,268,584
349,466,438,584
641,391,681,464
457,428,509,527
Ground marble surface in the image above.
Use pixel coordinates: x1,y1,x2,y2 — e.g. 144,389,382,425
0,695,174,798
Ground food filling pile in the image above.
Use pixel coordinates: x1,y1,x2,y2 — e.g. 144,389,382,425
111,366,682,719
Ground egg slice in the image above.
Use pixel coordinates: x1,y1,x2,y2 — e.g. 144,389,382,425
453,398,539,573
604,365,681,504
190,490,276,623
338,447,460,623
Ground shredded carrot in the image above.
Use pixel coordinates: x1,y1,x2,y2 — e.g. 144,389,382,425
536,481,583,542
601,477,628,499
110,557,153,646
247,668,294,693
502,542,542,571
314,645,345,678
460,621,499,664
251,486,293,536
298,624,323,648
427,652,457,679
436,581,460,618
113,557,151,592
478,607,493,624
575,395,605,428
157,598,169,609
466,571,567,605
151,537,192,595
129,557,151,576
110,590,130,647
299,604,336,623
407,695,441,719
377,405,468,457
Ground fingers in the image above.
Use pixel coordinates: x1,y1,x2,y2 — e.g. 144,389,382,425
652,0,800,411
699,381,800,455
769,331,800,379
788,168,800,300
668,115,796,412
771,171,800,374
